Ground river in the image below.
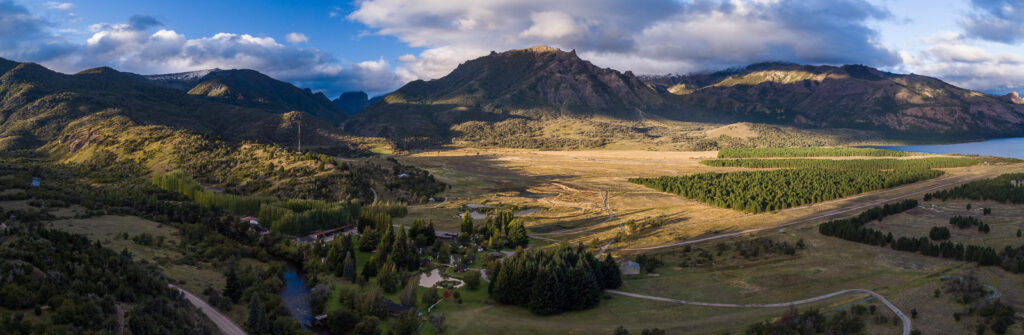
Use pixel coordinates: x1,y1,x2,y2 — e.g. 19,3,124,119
875,137,1024,160
281,268,314,330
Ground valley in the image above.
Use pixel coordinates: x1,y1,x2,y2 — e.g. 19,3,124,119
2,33,1024,335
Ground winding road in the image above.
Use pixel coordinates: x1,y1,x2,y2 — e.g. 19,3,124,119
172,285,247,335
606,289,911,335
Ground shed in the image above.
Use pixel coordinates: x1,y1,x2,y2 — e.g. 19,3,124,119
620,261,641,276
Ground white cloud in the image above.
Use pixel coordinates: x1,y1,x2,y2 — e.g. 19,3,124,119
350,0,899,81
44,1,72,10
285,32,309,44
960,0,1024,44
519,11,584,41
0,7,402,96
902,34,1024,93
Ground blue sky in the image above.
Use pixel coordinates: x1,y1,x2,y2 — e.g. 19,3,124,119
2,0,1023,97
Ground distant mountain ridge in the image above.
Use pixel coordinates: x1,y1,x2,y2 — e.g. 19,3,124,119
142,68,348,125
334,91,370,114
645,62,1024,138
346,47,1024,145
0,57,358,152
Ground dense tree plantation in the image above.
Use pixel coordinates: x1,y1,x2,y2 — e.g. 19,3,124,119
718,147,910,158
925,173,1024,204
818,200,1024,273
0,224,213,334
701,157,977,169
488,244,621,315
632,168,944,213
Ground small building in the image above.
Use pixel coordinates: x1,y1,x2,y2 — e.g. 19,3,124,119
435,231,458,241
382,299,412,317
398,173,410,178
294,224,356,244
620,261,641,276
240,216,268,235
310,224,356,240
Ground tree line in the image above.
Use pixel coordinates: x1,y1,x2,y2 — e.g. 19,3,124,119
949,215,989,233
818,200,1024,272
701,157,976,169
487,243,621,315
925,173,1024,204
717,147,910,158
154,172,363,235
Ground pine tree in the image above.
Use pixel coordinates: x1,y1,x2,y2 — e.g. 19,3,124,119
361,255,378,280
246,295,270,334
378,261,402,293
389,227,410,270
224,268,242,303
601,254,623,289
377,226,395,257
527,266,560,315
342,252,357,282
327,245,343,276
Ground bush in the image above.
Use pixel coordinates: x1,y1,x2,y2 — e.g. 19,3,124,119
464,270,481,290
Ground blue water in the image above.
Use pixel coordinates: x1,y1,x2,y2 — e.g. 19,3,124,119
876,137,1024,160
281,269,313,329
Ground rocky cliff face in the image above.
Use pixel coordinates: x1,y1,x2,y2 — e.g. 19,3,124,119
334,91,370,114
344,46,664,139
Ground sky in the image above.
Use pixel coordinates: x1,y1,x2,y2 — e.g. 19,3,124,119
2,0,1023,97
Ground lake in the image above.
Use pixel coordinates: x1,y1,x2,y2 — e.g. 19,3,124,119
875,137,1024,160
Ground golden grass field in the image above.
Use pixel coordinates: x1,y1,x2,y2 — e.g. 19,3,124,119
393,147,1024,334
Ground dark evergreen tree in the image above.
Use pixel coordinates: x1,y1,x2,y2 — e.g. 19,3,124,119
246,295,270,335
224,268,242,303
601,254,623,289
342,252,357,282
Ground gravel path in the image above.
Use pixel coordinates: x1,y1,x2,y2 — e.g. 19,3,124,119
172,285,247,335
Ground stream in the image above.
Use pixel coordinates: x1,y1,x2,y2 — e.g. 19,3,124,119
281,268,314,330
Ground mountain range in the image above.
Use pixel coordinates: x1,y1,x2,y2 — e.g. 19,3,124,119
0,57,358,154
344,46,1024,146
3,45,1023,154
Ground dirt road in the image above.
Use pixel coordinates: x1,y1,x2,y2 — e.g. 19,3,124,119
172,285,247,335
606,288,911,335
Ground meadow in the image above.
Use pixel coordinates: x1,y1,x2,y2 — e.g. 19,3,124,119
392,147,1024,333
